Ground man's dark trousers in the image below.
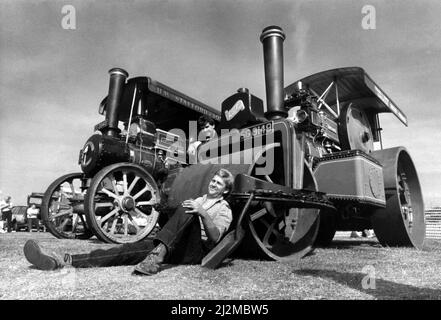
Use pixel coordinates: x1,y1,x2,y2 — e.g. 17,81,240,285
71,206,207,268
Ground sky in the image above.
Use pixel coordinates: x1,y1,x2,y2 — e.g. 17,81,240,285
0,0,440,207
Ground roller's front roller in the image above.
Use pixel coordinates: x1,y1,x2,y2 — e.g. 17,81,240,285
370,147,425,249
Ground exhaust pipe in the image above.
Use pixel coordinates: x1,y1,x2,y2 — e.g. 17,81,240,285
260,26,287,120
105,68,128,137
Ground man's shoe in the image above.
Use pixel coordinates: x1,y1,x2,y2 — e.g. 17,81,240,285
23,240,64,270
133,244,167,276
133,254,161,276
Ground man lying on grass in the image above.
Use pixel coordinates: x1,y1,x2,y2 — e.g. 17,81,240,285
23,169,234,276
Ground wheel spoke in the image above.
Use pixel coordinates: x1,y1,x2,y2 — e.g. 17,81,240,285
78,214,87,227
264,175,273,183
51,209,72,219
109,218,118,235
136,200,155,206
124,214,128,236
109,173,120,196
250,208,268,221
287,209,299,242
100,208,119,225
68,182,77,196
263,202,277,218
261,219,280,248
133,185,150,201
72,214,79,232
127,176,140,194
128,213,141,233
123,172,128,195
59,218,70,231
60,191,71,199
51,200,62,211
95,202,114,208
134,207,149,219
100,187,119,200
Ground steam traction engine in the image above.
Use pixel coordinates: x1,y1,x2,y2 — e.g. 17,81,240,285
41,25,425,263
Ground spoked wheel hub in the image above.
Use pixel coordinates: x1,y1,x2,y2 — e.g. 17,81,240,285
398,171,413,228
120,196,136,212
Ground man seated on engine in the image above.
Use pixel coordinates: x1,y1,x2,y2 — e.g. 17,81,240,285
187,115,217,164
23,168,234,276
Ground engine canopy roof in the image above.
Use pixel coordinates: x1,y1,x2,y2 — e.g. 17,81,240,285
285,67,408,126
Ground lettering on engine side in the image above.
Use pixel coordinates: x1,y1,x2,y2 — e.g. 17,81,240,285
225,100,245,121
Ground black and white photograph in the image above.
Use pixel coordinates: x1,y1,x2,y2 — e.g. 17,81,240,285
1,0,440,304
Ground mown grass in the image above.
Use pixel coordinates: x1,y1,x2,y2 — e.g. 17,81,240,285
0,232,440,300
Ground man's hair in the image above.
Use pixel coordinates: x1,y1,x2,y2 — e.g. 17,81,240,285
198,115,215,128
214,168,235,196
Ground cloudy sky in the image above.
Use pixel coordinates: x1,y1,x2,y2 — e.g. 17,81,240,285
1,0,440,207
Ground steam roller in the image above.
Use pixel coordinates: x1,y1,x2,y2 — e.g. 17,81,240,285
40,21,425,258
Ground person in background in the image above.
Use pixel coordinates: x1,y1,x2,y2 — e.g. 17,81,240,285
23,169,234,276
187,115,217,163
26,204,40,232
0,196,13,233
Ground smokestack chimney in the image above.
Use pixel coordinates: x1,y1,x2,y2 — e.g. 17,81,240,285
105,68,128,137
260,26,287,120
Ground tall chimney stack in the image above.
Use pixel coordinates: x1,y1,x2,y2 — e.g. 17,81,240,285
260,26,287,120
105,68,128,137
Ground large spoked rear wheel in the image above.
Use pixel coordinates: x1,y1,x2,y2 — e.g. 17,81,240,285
241,145,320,261
41,173,93,239
84,163,161,244
370,147,425,249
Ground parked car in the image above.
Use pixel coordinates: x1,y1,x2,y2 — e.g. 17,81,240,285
11,206,45,232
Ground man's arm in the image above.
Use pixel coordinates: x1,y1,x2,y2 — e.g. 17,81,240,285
182,199,232,243
199,211,222,243
182,199,221,243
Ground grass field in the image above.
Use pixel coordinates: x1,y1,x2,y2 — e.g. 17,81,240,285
0,232,440,300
